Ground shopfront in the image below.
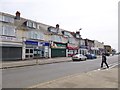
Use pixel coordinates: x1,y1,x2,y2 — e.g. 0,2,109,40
80,45,88,55
1,44,22,61
51,42,66,57
91,47,99,55
0,36,22,61
67,43,79,57
24,40,49,59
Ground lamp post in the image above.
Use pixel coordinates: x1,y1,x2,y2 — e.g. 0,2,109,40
79,28,82,38
79,28,82,54
36,46,39,65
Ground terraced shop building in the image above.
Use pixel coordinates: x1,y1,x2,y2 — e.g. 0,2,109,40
0,12,23,61
0,11,80,60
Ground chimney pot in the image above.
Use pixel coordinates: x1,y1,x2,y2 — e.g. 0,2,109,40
56,24,59,28
15,11,20,20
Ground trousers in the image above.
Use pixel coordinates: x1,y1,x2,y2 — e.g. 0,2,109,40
101,60,109,68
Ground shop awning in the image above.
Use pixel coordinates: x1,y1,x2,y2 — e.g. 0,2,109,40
67,46,79,50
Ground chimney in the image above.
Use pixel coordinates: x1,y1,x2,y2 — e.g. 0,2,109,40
56,24,59,33
56,24,59,29
76,31,80,34
15,11,20,20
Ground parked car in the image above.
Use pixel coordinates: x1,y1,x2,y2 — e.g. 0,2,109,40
85,54,97,59
72,54,87,61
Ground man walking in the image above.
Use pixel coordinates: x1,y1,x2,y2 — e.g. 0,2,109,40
101,53,109,68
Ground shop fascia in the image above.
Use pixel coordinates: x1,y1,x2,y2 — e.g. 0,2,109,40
51,42,66,48
25,40,49,47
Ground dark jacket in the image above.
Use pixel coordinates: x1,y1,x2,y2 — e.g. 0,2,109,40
102,55,106,61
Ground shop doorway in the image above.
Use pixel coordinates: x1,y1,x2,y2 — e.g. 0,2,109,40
25,48,34,59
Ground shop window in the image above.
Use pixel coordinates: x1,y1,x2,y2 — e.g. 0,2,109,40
25,55,29,58
34,49,37,54
30,55,33,58
26,49,29,53
30,49,33,53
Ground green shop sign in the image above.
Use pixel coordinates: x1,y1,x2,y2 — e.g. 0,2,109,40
56,43,66,48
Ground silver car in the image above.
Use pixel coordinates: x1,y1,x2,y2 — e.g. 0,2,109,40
72,54,87,61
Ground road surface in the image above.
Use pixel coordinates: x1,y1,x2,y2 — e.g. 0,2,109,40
2,55,118,88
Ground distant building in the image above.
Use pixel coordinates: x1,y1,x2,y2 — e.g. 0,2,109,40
84,39,94,54
104,45,112,54
94,40,104,55
79,38,88,55
0,12,23,60
62,31,79,57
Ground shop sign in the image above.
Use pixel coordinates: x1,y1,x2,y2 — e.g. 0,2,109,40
80,45,87,49
0,36,22,42
25,40,38,45
25,40,49,46
38,42,49,46
67,43,78,50
56,43,66,47
51,42,66,48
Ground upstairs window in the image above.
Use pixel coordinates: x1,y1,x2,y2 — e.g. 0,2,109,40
51,35,62,42
68,38,76,44
0,14,2,21
27,31,44,40
33,22,37,29
63,31,73,37
48,26,58,34
26,21,37,29
26,21,32,28
2,15,14,23
2,25,15,36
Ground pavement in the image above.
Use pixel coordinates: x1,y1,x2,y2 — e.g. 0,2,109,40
28,67,118,88
1,57,72,69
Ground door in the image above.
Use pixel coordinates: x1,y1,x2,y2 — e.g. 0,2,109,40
2,46,22,61
25,48,34,59
51,48,66,57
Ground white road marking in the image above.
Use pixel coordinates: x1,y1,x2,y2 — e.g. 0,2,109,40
109,63,119,69
93,62,119,72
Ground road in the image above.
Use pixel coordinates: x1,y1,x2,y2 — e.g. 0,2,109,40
2,55,118,88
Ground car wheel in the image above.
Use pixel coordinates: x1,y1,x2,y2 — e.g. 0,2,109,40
73,59,75,61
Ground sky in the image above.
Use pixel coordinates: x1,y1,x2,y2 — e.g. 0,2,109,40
0,0,119,51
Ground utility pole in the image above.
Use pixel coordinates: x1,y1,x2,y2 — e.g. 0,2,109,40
79,28,82,54
36,47,39,65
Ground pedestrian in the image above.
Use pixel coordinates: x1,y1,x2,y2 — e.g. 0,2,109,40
101,53,109,68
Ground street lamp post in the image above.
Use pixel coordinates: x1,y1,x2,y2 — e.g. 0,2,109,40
79,28,82,54
36,46,39,65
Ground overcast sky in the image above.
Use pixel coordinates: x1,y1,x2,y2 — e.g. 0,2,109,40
0,0,119,51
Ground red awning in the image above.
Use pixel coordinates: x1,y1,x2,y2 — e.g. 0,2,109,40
67,46,79,50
